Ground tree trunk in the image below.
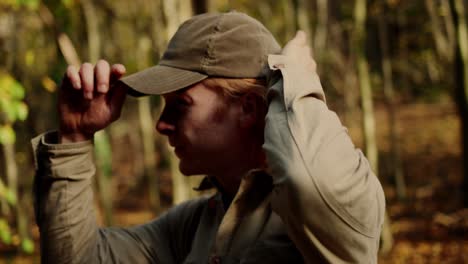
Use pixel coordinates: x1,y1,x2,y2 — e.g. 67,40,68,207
81,0,114,225
377,3,406,200
281,0,296,41
295,0,313,45
2,132,33,252
2,142,17,216
38,4,81,68
426,0,452,61
162,0,181,39
441,0,456,58
81,0,100,63
93,131,114,226
138,96,161,213
398,6,410,93
354,0,378,173
450,0,468,206
314,0,328,64
159,0,197,205
353,0,393,254
191,0,215,14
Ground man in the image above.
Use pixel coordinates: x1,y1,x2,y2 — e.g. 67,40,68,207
32,12,385,263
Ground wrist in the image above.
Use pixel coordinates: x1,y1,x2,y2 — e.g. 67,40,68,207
59,131,93,143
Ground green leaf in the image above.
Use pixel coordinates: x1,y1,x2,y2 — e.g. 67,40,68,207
0,97,8,113
5,189,17,205
0,219,12,245
0,183,15,205
94,131,112,176
0,72,25,100
21,238,34,254
61,0,73,8
10,81,25,100
15,102,28,121
0,0,19,8
0,73,14,97
3,100,17,122
0,125,16,144
18,0,39,10
25,50,35,66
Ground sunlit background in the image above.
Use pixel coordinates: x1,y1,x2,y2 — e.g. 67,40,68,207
0,0,467,263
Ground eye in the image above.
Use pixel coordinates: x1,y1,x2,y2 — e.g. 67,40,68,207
163,93,192,115
176,98,190,107
166,97,191,116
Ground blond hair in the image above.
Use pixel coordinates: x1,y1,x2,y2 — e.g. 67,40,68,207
201,78,267,102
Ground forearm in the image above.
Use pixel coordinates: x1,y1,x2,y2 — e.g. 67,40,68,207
32,131,99,263
264,55,385,263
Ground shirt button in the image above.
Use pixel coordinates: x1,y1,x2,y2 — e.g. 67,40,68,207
208,198,217,209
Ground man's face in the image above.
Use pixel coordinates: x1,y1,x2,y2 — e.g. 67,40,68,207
156,82,243,176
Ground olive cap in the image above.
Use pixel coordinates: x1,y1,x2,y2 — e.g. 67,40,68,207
120,11,281,95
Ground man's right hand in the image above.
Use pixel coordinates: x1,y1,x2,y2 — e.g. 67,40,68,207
58,60,127,143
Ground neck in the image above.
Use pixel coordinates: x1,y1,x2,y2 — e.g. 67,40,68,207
212,146,265,202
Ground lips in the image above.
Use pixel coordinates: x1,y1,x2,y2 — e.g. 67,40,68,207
174,146,184,157
168,137,187,157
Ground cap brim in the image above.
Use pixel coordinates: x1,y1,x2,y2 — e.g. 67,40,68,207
120,65,208,97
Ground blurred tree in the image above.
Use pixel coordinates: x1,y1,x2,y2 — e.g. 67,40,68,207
80,0,116,225
450,0,468,206
354,0,377,173
377,1,406,200
192,0,216,14
159,0,203,205
135,7,162,212
425,0,455,63
281,0,296,41
353,0,393,254
314,0,328,64
295,0,312,45
0,71,34,253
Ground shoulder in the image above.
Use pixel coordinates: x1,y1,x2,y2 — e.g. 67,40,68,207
159,194,213,228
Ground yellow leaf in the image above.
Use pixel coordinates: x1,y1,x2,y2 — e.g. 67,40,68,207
42,76,57,93
25,50,35,66
0,125,15,144
11,234,20,246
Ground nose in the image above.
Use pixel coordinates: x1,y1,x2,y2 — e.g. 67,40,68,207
156,119,175,135
156,110,175,135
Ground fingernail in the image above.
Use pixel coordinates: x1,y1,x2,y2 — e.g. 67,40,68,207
73,82,81,89
98,84,107,93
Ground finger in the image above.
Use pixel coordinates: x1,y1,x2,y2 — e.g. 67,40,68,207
304,45,312,58
95,60,110,93
294,30,307,45
110,64,126,83
66,65,81,90
80,63,94,100
108,83,128,120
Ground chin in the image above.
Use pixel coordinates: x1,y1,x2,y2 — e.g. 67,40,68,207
178,162,203,176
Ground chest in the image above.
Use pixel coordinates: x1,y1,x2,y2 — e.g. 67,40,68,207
182,196,304,264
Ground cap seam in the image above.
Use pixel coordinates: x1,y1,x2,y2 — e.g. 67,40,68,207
159,61,206,75
201,13,224,73
257,25,267,72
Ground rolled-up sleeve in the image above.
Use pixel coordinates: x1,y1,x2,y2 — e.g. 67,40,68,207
264,54,385,263
32,131,171,263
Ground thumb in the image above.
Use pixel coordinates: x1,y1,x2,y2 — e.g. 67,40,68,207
107,82,128,119
293,30,307,45
283,30,308,56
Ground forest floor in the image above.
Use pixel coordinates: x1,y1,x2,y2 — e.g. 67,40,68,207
370,101,468,263
1,100,467,263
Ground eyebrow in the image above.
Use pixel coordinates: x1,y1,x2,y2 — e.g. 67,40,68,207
164,89,193,103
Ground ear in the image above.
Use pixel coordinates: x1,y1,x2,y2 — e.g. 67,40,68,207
239,93,260,128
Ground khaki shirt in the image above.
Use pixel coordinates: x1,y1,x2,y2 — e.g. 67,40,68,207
32,50,385,263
